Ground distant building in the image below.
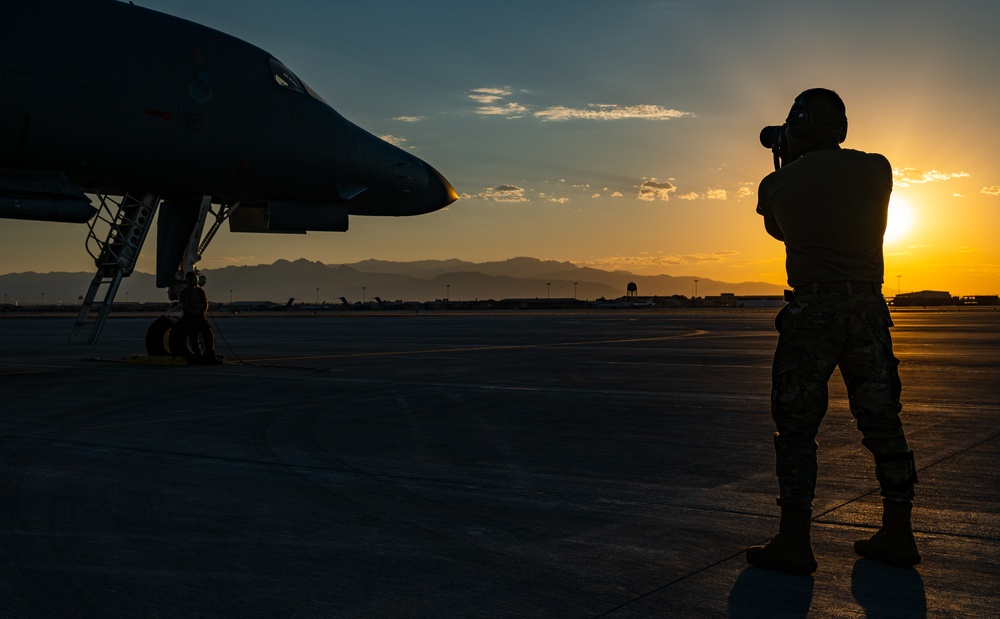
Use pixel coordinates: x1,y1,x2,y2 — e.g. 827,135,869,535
891,290,955,307
959,295,1000,306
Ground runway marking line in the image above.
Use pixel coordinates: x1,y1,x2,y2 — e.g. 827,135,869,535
246,329,710,363
0,370,54,377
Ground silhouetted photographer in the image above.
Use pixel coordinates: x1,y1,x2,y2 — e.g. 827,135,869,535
748,88,919,574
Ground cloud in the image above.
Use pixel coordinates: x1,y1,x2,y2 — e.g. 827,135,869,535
982,186,1000,195
893,167,970,187
676,188,728,201
638,179,676,202
379,134,406,146
492,184,522,193
393,116,425,123
462,177,749,205
465,184,529,203
538,191,570,204
534,104,692,122
466,86,691,122
737,185,754,199
476,102,528,118
467,87,512,104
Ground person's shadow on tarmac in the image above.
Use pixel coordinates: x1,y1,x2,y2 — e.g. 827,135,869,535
727,560,926,618
851,559,926,618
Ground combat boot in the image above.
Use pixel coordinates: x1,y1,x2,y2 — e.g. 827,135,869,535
746,507,817,575
854,499,920,567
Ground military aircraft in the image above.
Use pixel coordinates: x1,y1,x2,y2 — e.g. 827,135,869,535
0,0,458,355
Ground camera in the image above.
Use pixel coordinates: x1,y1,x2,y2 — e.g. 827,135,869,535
760,125,786,151
760,124,788,170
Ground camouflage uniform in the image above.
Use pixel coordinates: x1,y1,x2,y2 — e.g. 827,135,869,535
772,290,916,508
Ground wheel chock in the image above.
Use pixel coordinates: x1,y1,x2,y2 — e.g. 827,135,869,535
124,354,189,366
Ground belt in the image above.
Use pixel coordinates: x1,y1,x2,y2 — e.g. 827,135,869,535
791,281,881,297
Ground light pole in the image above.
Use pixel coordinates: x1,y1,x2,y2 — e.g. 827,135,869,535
316,287,320,304
573,282,578,299
547,282,551,299
362,286,366,303
897,275,901,296
230,289,233,304
446,284,450,301
693,279,699,299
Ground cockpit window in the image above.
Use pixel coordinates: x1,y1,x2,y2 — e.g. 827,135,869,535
268,57,328,104
269,58,304,93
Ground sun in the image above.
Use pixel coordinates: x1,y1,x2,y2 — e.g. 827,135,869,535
884,195,915,245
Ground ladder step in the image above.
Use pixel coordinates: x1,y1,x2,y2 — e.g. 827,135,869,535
68,270,125,345
69,193,160,345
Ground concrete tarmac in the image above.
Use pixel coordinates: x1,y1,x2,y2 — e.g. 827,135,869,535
0,309,997,617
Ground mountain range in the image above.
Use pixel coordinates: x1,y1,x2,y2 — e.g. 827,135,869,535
0,257,784,305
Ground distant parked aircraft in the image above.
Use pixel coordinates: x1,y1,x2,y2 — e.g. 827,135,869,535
0,0,458,353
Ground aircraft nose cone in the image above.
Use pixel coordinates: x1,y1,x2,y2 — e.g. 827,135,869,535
425,162,458,211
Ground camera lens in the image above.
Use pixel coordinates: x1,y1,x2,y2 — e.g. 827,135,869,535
760,125,786,149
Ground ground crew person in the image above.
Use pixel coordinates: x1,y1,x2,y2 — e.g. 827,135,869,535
747,88,920,574
178,271,219,363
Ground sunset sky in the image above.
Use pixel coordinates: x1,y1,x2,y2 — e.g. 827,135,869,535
3,0,999,295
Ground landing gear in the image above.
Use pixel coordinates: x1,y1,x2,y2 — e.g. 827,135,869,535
70,192,239,351
143,315,197,358
144,315,221,364
145,316,176,356
168,319,202,362
139,195,232,362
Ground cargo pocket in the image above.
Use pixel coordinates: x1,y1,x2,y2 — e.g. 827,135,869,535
864,303,897,355
774,304,790,332
772,346,802,380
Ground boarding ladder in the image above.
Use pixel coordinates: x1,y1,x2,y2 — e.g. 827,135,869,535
68,192,160,345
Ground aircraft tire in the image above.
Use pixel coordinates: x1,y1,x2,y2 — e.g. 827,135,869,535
145,317,176,356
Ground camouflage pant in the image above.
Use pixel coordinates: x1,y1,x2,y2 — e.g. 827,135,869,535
770,292,916,508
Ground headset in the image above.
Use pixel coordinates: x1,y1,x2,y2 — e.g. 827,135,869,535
786,89,849,144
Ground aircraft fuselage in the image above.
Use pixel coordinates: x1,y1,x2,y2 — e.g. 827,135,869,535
0,0,457,220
